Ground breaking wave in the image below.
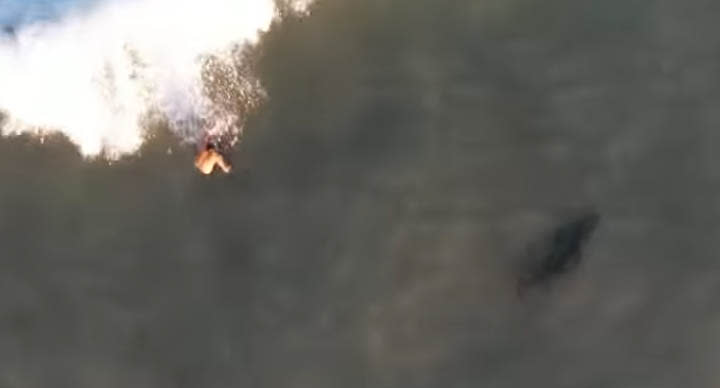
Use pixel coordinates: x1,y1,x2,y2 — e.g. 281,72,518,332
0,0,313,157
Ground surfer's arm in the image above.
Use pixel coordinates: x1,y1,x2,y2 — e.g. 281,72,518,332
215,153,232,173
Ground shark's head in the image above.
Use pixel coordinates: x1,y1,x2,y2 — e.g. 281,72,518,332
575,212,600,239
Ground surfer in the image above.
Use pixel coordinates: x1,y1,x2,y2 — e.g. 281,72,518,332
194,141,232,175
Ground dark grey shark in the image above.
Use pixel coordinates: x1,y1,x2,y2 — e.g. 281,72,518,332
518,212,600,293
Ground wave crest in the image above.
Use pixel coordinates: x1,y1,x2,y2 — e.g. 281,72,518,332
0,0,312,157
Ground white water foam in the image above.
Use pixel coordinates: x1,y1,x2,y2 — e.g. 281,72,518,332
0,0,312,157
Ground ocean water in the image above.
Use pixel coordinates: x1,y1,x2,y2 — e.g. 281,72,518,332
0,0,719,387
0,0,100,25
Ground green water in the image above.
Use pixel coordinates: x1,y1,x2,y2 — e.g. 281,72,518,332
0,0,718,386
